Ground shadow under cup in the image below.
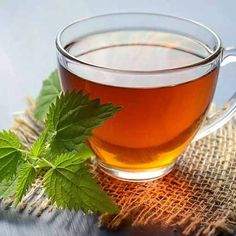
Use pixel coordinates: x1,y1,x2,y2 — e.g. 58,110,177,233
56,13,222,181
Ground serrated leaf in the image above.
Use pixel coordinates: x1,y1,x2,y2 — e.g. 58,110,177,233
38,144,92,168
46,91,121,153
0,176,17,199
15,163,36,205
43,153,119,214
35,70,61,121
46,143,93,162
74,143,95,158
0,131,22,180
30,128,50,157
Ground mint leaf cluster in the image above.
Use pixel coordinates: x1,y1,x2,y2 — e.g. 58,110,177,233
0,71,120,214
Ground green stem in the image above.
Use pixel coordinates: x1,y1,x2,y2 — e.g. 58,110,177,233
18,149,30,155
19,148,55,169
18,149,35,164
41,157,56,169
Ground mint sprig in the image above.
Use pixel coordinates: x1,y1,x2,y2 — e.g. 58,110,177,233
0,71,120,214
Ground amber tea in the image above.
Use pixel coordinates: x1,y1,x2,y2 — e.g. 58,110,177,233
58,30,218,177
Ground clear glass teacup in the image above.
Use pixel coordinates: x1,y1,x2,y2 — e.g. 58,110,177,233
56,13,236,181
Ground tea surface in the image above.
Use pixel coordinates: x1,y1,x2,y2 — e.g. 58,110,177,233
59,31,218,170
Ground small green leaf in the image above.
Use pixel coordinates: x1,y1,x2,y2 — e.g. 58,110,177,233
30,129,50,157
0,131,22,180
46,91,121,153
15,163,36,205
43,153,119,214
74,143,95,158
37,143,93,169
38,147,92,168
35,70,61,121
0,176,17,199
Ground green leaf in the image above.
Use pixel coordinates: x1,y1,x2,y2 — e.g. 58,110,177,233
35,70,61,121
46,91,121,153
0,131,22,181
0,163,23,200
30,128,50,157
38,145,92,168
0,176,17,199
74,143,95,158
15,163,36,205
43,153,119,214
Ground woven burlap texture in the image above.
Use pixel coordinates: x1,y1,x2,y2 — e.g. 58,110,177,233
9,100,236,236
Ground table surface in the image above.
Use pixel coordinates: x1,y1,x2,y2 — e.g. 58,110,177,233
0,0,236,235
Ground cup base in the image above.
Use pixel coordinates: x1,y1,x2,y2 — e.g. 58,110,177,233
96,159,175,182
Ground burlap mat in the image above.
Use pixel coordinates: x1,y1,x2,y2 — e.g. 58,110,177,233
4,100,236,236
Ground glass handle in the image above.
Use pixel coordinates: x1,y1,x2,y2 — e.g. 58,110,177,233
193,47,236,142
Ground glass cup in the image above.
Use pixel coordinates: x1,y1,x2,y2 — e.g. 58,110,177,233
56,13,236,181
